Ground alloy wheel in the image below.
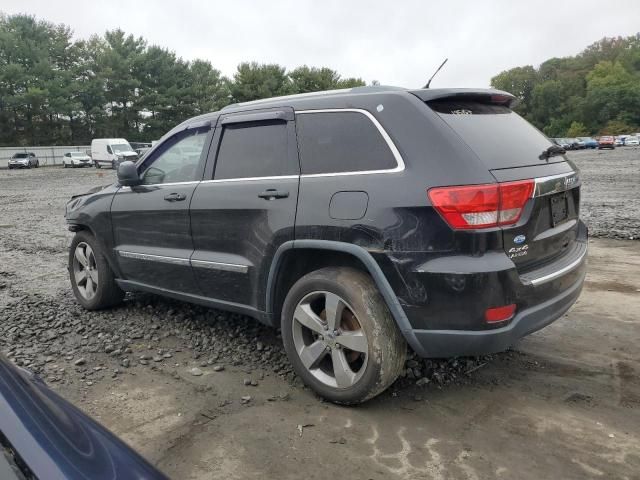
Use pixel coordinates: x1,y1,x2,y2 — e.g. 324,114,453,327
72,242,98,300
291,291,369,389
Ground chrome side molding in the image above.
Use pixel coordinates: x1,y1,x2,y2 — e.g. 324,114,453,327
190,259,249,273
117,250,249,273
117,250,191,266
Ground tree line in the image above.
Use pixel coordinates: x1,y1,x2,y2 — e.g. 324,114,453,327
491,34,640,137
2,12,639,146
0,13,365,146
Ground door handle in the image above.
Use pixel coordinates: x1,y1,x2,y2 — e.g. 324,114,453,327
258,189,289,200
164,192,186,202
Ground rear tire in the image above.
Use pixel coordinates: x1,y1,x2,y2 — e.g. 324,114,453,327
281,267,406,404
69,230,124,310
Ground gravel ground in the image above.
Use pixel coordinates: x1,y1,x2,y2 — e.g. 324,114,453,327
575,146,640,239
0,149,639,479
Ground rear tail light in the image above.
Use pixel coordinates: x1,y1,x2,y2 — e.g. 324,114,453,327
485,304,516,323
428,179,534,230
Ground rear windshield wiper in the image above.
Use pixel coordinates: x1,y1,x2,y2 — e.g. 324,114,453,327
539,144,566,160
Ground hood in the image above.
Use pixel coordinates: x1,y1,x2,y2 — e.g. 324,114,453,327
118,151,138,158
0,355,167,480
70,184,112,201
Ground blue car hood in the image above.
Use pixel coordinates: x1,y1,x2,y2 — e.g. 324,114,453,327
0,356,167,480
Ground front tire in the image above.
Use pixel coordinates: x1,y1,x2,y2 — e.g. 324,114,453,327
281,267,406,404
112,160,117,169
69,230,124,310
95,161,101,168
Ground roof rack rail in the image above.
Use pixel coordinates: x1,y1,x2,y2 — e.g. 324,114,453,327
221,85,407,110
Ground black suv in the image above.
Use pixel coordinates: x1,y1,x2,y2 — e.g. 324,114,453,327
65,87,587,404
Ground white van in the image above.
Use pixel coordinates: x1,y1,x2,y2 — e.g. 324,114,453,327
90,138,138,169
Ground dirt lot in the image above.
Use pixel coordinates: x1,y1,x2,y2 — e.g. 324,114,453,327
1,148,639,480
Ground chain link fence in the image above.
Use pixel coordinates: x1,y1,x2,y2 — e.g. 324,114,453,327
0,145,91,168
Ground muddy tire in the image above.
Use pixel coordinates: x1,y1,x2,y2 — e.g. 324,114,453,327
68,230,124,310
281,267,406,404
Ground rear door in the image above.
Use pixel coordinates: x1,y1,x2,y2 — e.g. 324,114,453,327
111,123,212,294
424,94,584,273
189,109,299,312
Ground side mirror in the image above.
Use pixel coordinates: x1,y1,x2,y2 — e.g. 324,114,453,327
117,161,141,187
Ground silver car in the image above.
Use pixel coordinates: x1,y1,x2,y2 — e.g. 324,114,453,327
8,152,39,169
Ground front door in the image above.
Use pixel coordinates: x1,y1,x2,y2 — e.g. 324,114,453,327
111,124,212,294
189,109,299,313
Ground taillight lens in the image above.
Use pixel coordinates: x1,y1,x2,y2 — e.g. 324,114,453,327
428,179,534,230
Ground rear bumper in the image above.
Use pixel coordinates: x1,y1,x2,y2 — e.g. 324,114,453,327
376,222,588,358
411,268,585,357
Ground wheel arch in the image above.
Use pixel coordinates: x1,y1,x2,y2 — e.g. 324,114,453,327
68,224,122,278
266,240,425,355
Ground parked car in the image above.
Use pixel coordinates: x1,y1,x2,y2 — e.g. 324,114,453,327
614,136,625,146
135,146,151,158
0,355,168,480
553,138,571,149
62,151,92,168
598,136,616,149
577,137,598,149
91,138,138,169
8,152,39,169
65,87,587,404
569,138,586,149
623,135,639,146
130,141,152,151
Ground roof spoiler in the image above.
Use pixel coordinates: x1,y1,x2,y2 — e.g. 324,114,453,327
409,88,518,109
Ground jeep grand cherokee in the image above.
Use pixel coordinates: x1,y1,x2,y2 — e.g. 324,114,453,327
65,86,587,404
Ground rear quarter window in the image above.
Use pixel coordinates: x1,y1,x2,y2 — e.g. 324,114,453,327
296,111,398,175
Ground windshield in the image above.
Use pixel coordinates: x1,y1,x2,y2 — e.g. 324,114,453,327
13,153,28,159
112,143,132,153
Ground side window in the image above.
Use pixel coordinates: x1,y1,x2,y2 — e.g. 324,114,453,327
296,111,397,175
213,121,292,180
140,129,208,185
106,145,113,154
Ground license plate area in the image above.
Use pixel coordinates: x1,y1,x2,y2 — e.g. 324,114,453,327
550,192,568,226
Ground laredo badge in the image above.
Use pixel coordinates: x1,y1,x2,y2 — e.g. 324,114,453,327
508,244,529,258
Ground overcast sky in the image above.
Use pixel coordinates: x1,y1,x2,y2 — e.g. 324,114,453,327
3,0,640,88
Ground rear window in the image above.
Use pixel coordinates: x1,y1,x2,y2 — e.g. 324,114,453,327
214,121,292,180
428,99,561,170
296,111,397,175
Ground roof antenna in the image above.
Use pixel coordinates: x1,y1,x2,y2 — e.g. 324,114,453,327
424,58,448,89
